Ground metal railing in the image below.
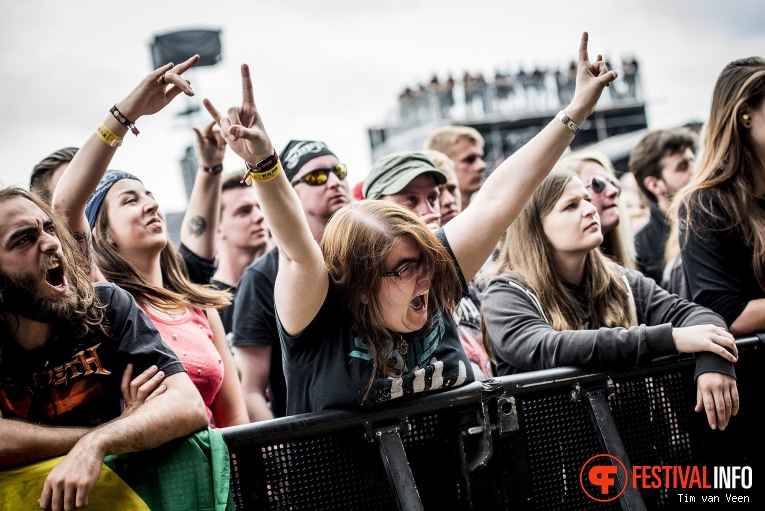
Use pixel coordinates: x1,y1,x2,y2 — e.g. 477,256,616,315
221,335,761,510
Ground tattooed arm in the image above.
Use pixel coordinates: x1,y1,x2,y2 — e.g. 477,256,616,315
179,121,226,260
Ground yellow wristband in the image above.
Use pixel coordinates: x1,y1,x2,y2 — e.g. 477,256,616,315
96,124,123,148
243,161,282,185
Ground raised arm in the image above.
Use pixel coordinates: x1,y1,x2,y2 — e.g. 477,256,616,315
180,121,227,260
52,56,199,253
203,65,327,336
444,33,617,281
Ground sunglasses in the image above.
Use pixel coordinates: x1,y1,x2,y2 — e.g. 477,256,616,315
585,175,621,196
383,258,423,282
290,163,348,187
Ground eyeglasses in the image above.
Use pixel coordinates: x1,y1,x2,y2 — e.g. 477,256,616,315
585,175,621,196
290,163,348,187
383,258,423,282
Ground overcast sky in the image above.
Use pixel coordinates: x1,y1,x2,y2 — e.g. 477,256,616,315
1,0,764,212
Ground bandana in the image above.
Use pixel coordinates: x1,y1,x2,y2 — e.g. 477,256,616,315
85,171,141,229
279,140,337,181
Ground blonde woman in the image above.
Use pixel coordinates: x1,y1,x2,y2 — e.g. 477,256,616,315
482,170,739,430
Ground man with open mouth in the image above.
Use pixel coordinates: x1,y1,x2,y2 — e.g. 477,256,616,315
0,186,208,510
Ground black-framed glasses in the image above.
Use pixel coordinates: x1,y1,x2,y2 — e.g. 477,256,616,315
290,163,348,187
383,258,423,282
586,175,621,196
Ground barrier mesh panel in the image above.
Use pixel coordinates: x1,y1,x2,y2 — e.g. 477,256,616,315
517,389,620,511
229,411,465,510
611,371,694,509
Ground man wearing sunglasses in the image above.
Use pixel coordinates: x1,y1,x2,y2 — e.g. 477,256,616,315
630,128,697,283
232,140,351,421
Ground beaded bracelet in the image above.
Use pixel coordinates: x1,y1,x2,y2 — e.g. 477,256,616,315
110,105,140,136
96,124,123,148
242,161,282,185
202,163,224,175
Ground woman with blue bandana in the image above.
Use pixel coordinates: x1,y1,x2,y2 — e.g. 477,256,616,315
51,55,249,428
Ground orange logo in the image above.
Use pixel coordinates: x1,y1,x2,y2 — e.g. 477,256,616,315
580,454,628,502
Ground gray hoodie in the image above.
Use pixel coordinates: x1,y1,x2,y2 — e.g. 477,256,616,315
482,267,735,380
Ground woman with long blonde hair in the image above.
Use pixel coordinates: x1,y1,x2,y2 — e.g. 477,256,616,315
482,170,739,430
672,57,765,337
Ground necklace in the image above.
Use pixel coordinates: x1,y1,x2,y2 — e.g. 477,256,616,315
394,333,409,356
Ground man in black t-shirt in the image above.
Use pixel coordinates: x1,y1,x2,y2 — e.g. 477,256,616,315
211,172,270,334
0,187,207,509
233,140,351,420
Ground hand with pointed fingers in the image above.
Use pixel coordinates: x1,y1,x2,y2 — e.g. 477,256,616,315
193,120,227,168
120,363,166,417
672,324,739,362
695,372,739,431
570,32,619,118
203,64,274,166
115,54,200,124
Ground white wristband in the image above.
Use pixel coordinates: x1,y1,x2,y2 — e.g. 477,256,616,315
556,111,581,135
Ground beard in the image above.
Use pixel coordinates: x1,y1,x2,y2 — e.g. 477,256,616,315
0,266,77,324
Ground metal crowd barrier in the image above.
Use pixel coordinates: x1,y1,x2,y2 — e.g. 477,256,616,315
221,336,762,510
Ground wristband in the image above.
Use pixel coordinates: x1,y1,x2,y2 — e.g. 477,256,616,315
556,111,581,135
242,161,282,185
96,124,123,148
110,105,140,136
248,149,278,173
202,163,223,175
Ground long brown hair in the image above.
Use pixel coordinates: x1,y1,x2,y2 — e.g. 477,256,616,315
0,187,108,344
558,152,636,269
492,171,635,330
92,187,230,314
321,200,462,394
670,57,765,288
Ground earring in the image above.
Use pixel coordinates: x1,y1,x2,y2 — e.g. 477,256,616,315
742,113,750,121
742,113,751,128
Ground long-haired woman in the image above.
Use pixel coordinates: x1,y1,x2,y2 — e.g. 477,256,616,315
52,56,248,428
202,33,617,414
671,57,765,337
482,170,739,430
558,151,636,268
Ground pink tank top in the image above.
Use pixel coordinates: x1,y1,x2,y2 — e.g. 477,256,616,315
141,306,223,426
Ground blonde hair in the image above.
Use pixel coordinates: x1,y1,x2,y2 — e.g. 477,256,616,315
492,171,636,330
558,151,636,268
421,149,456,176
669,57,765,287
321,200,462,399
424,125,485,155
